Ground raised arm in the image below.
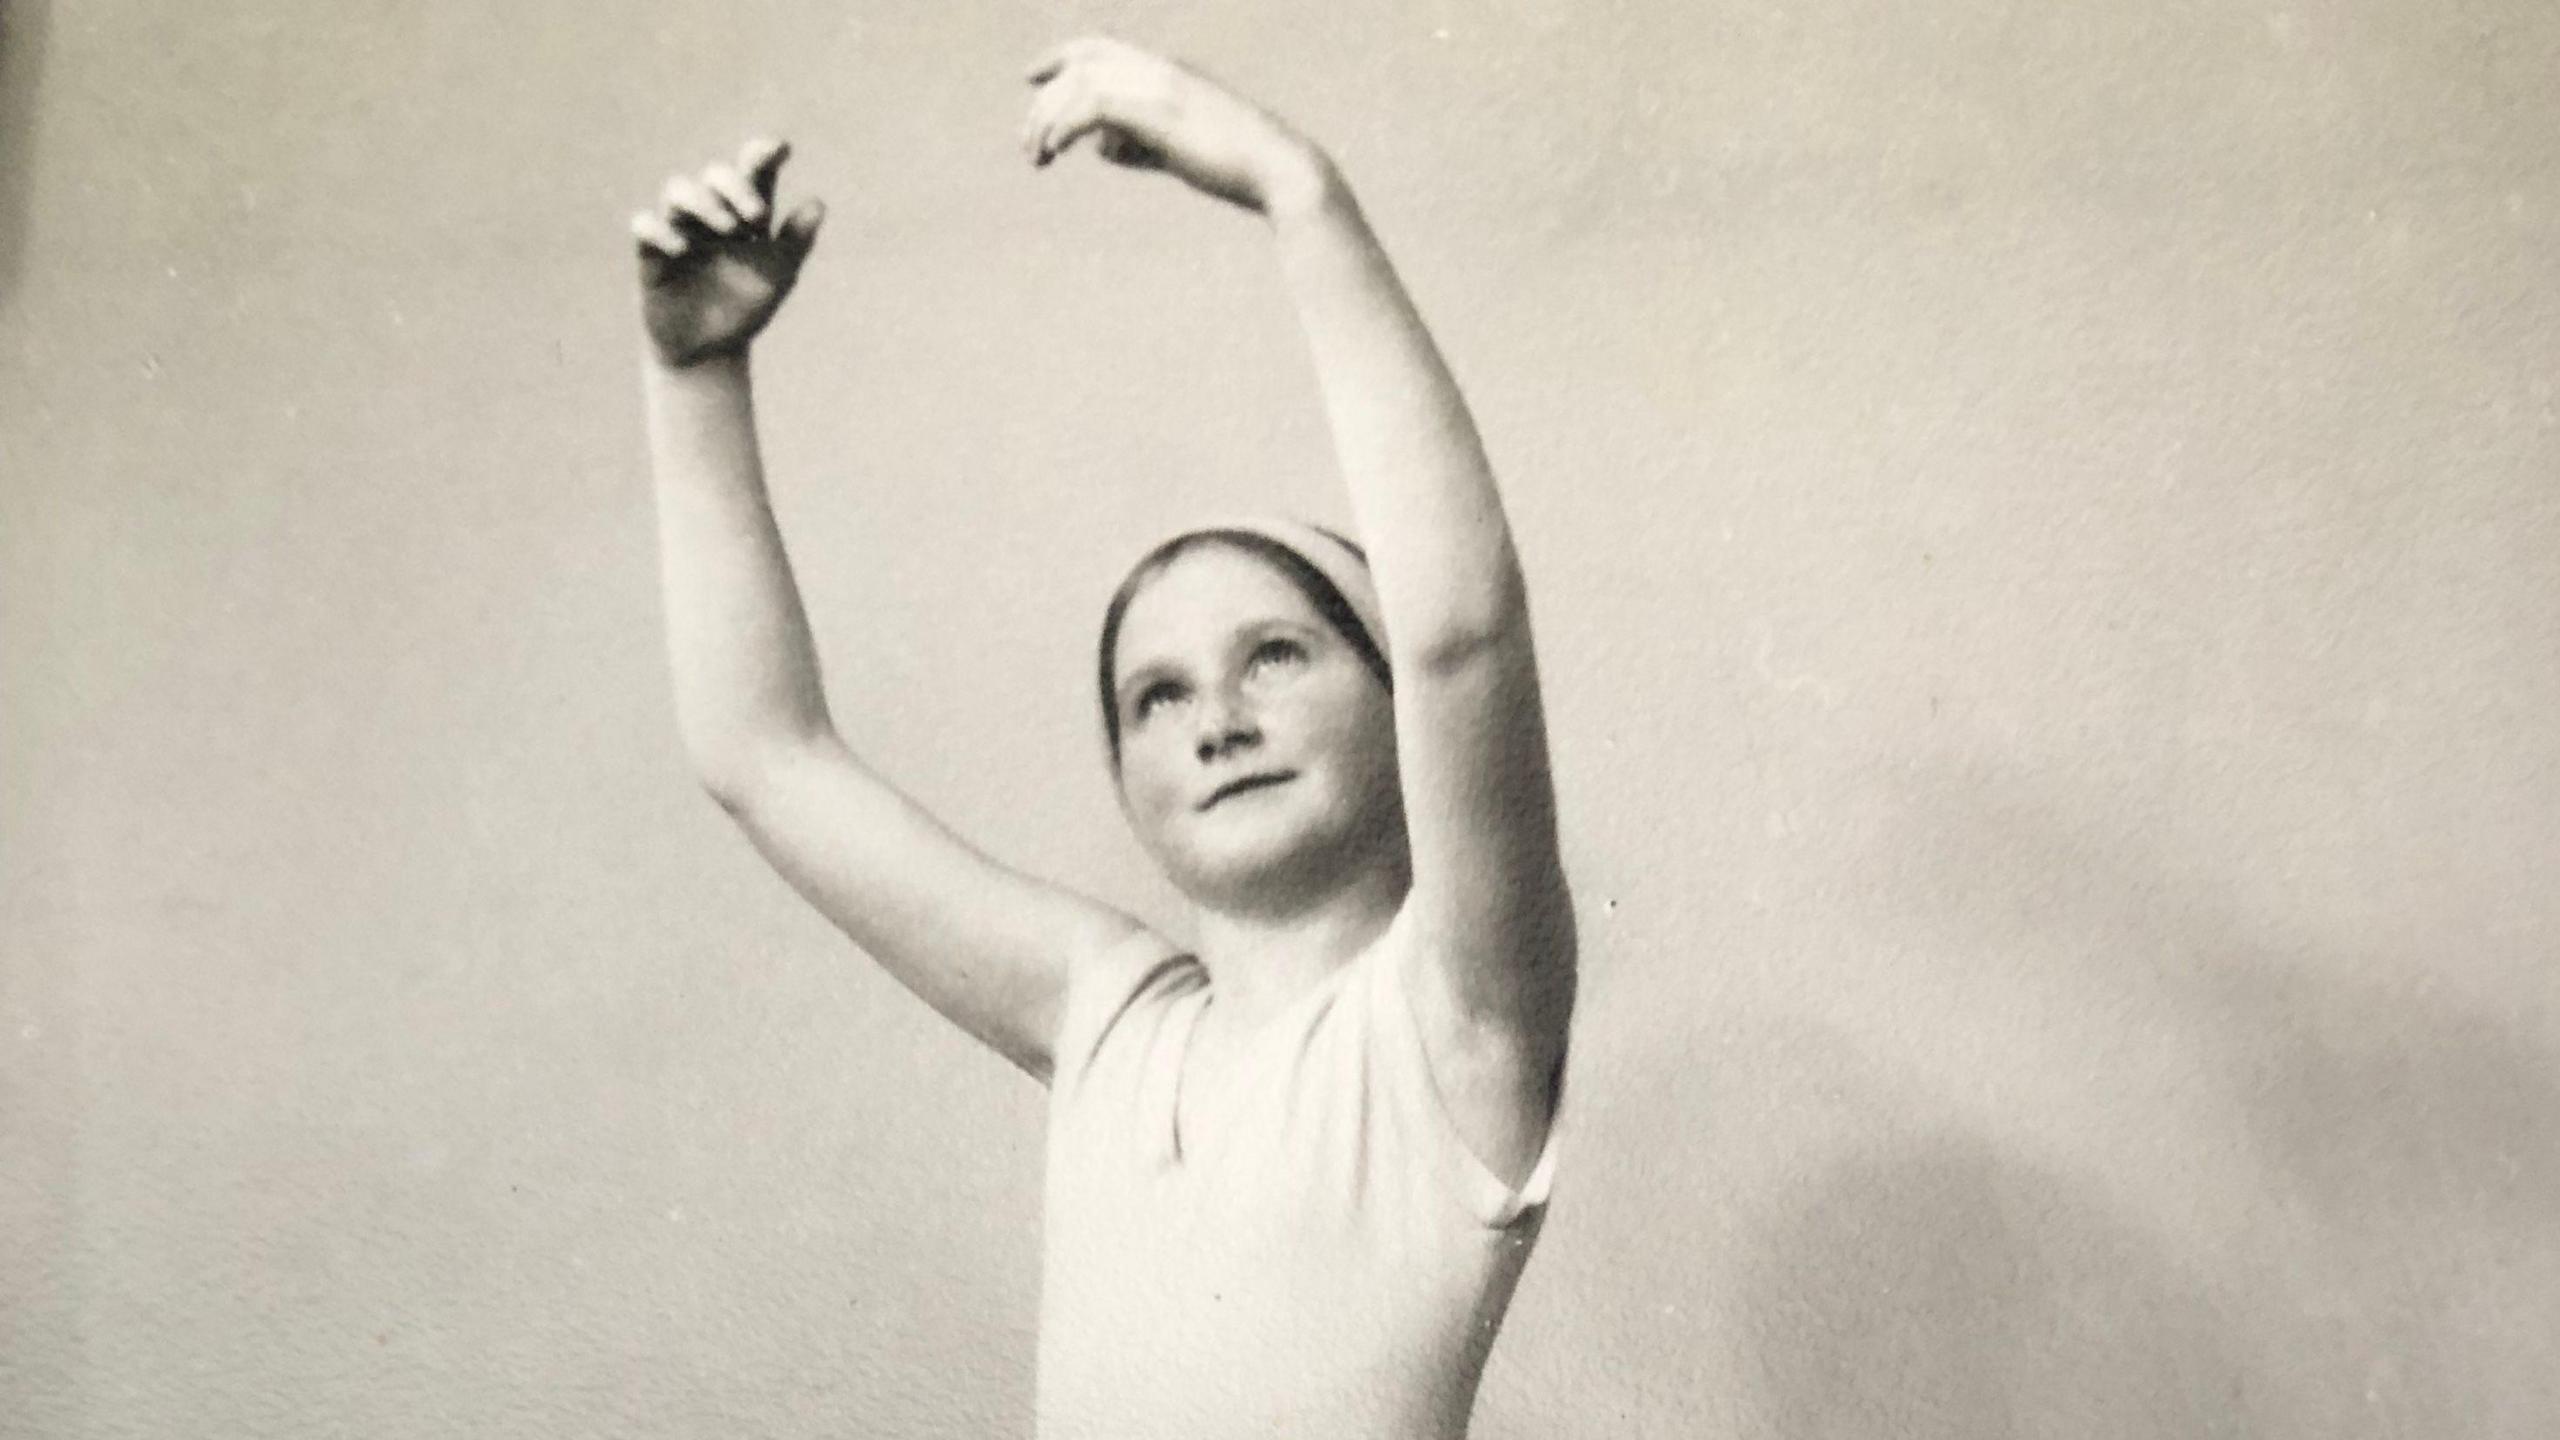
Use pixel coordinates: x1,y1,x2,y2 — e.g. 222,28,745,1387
1025,44,1574,1177
635,138,1137,1082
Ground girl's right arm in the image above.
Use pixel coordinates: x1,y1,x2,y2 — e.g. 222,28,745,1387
636,138,1140,1082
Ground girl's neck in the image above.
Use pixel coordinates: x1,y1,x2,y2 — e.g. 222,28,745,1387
1191,861,1406,1026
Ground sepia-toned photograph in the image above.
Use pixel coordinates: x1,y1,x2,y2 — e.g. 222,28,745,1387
4,2,2554,1437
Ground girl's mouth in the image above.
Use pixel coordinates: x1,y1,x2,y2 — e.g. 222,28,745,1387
1199,771,1296,811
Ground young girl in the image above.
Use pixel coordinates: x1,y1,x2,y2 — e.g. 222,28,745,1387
633,37,1575,1439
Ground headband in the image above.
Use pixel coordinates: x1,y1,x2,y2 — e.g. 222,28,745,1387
1180,516,1387,664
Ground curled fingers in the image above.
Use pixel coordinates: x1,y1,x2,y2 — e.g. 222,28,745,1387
661,173,742,238
700,162,767,230
631,209,689,257
1027,76,1120,165
739,136,792,209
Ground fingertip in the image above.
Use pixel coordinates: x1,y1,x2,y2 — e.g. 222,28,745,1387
743,134,792,180
630,212,687,256
705,164,765,224
776,196,826,253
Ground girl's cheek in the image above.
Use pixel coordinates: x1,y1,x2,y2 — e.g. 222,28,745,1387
1130,757,1173,812
1151,760,1195,820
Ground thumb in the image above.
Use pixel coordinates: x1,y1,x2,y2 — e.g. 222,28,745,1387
775,198,827,264
1096,131,1163,170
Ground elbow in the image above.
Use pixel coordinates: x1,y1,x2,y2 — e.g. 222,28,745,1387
694,768,759,819
685,728,833,815
689,758,761,817
1400,588,1534,680
1394,549,1533,677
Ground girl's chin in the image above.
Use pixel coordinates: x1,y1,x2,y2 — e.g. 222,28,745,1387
1173,821,1358,898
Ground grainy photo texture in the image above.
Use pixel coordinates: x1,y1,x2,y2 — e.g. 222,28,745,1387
3,4,2555,1438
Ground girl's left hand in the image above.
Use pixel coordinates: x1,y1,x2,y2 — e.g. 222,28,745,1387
1021,37,1332,215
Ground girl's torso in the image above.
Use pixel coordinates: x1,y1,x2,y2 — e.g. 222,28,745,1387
1033,921,1554,1440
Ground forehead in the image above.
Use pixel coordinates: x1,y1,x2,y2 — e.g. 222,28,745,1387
1114,544,1325,670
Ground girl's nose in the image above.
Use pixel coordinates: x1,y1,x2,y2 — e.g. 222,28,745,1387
1195,696,1261,762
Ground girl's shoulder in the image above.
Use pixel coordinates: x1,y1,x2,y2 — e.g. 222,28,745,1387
1053,924,1201,1083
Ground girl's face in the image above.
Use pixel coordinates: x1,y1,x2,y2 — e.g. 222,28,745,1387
1109,544,1404,912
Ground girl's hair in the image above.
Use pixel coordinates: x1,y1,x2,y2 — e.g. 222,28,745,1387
1097,526,1393,767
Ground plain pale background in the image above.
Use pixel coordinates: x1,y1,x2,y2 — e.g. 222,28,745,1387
4,0,2555,1435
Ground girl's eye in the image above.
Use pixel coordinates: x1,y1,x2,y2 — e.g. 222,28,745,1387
1132,682,1187,722
1247,638,1307,674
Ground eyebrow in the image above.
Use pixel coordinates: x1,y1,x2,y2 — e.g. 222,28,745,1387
1238,616,1321,647
1115,661,1181,713
1116,618,1324,709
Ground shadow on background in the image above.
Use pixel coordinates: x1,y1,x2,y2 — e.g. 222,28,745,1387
0,0,51,302
1868,754,2560,1242
1844,754,2560,1434
1740,1131,2245,1439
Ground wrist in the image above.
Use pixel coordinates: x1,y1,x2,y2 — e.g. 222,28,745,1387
645,346,751,391
642,348,757,430
1260,140,1350,226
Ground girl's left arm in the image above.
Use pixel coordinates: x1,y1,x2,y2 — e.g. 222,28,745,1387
1021,37,1573,1183
1267,164,1577,1181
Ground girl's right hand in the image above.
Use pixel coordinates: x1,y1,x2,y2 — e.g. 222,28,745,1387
633,137,826,368
1021,37,1333,217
